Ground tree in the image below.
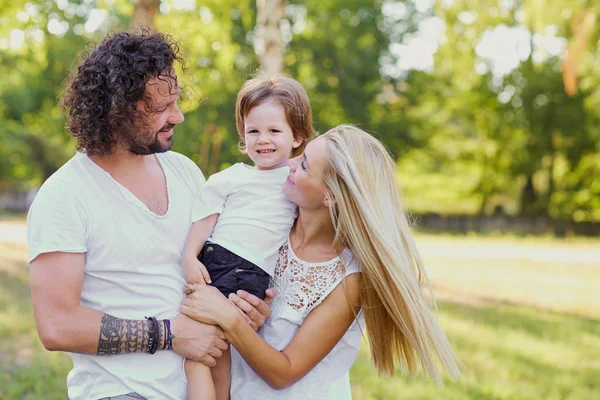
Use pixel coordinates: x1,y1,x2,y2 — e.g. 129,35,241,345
255,0,285,77
132,0,160,31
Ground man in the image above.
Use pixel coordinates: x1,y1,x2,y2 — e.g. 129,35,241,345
27,31,271,400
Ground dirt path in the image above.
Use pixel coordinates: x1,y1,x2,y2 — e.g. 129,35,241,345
2,220,599,262
0,220,27,246
2,220,598,316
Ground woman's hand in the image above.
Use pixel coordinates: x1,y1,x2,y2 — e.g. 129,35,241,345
180,285,277,332
229,288,277,331
180,285,241,330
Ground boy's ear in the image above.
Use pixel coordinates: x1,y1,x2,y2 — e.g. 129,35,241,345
292,137,303,149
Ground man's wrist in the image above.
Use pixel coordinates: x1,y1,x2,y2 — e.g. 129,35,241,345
97,313,155,356
168,314,191,357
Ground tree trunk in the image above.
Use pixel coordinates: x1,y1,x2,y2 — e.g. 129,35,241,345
198,124,214,173
546,154,555,217
255,0,285,77
132,0,160,32
520,175,538,216
561,10,596,96
208,130,222,176
22,134,60,183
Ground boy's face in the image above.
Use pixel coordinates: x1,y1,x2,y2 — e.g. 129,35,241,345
243,98,302,170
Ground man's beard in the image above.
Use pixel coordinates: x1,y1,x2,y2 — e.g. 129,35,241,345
128,123,175,156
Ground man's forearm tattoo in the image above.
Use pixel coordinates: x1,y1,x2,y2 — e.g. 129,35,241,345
97,314,151,356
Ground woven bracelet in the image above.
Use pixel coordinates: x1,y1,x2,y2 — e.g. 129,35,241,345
164,319,174,351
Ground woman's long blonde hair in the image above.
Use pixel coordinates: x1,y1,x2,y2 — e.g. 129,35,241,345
321,125,463,383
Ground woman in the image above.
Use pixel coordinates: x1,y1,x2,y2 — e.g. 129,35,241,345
181,125,463,399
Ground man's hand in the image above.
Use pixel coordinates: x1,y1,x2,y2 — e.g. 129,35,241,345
228,288,277,331
169,313,228,367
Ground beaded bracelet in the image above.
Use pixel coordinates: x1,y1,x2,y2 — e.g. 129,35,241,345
145,316,159,354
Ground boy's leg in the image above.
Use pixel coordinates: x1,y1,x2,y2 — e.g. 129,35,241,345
211,347,231,400
185,359,216,400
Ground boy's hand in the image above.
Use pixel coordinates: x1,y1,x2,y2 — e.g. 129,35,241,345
182,257,212,284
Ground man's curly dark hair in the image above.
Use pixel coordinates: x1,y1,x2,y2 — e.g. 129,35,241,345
61,30,186,156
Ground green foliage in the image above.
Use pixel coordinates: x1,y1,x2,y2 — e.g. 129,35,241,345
350,302,600,400
0,0,115,187
0,0,599,221
394,0,600,221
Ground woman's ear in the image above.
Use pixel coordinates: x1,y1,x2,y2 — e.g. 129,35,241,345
323,194,337,208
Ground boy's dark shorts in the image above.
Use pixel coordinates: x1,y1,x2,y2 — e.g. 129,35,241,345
198,242,271,300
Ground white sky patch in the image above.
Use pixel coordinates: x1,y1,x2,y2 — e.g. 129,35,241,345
390,16,443,72
56,0,69,10
172,0,196,11
17,11,29,23
85,9,107,33
500,0,518,10
32,28,45,43
48,18,69,36
382,1,407,20
475,24,567,77
414,0,434,13
458,11,477,25
386,14,566,78
533,33,566,56
10,29,25,50
159,2,171,13
475,25,531,77
199,7,214,24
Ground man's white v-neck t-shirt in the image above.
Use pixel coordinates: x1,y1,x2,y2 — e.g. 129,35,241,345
27,151,205,400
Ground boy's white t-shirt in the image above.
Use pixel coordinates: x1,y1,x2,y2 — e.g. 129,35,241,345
27,151,205,400
191,163,297,276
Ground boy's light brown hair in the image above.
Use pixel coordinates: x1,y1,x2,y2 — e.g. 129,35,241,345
235,75,316,157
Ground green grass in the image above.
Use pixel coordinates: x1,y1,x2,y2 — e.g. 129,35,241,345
0,243,71,400
1,225,599,399
0,213,26,221
350,301,600,400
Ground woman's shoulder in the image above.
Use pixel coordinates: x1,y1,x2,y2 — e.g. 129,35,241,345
272,242,346,318
340,248,361,276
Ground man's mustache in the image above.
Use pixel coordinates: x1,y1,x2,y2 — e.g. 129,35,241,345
159,123,175,132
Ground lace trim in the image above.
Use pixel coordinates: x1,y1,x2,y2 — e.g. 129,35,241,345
272,242,345,322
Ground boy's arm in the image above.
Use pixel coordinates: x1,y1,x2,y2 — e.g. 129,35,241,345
182,214,219,260
182,214,219,283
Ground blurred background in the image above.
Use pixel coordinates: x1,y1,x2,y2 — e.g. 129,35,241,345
0,0,598,399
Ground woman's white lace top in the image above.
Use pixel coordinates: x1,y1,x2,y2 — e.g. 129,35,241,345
230,239,364,400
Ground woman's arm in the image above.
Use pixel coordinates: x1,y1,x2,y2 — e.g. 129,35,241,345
181,273,361,389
